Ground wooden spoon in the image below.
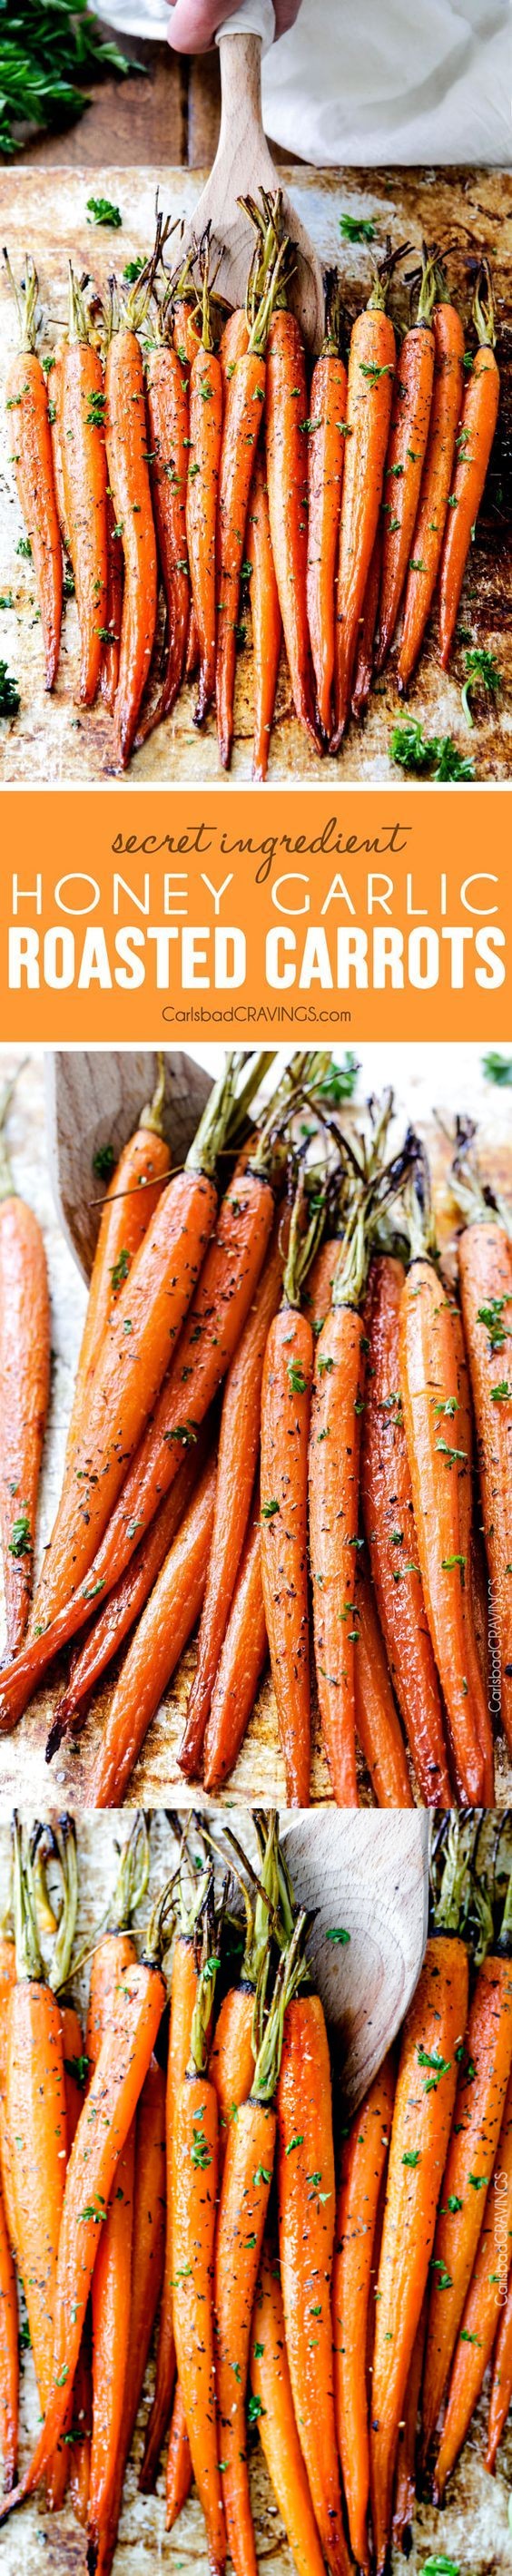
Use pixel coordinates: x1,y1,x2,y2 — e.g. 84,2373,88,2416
174,0,324,348
44,1047,212,1282
281,1807,430,2111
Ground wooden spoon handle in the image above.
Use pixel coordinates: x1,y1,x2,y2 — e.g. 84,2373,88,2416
216,29,268,160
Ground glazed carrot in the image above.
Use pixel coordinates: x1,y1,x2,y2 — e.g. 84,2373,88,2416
375,250,437,671
215,1925,304,2576
355,1559,413,1807
100,490,123,713
369,1930,468,2573
166,2383,192,2528
450,1289,495,1801
251,2239,326,2576
307,277,348,738
309,1209,370,1807
350,525,381,720
203,1494,268,1790
487,2265,512,2471
85,1823,148,2569
48,344,70,552
180,1209,283,1780
245,441,281,780
172,1945,226,2575
399,1165,489,1804
50,1436,204,1756
0,1080,50,1656
398,292,465,691
331,271,396,746
0,1934,16,2263
422,1946,512,2460
104,277,158,768
0,2174,17,2499
220,307,250,397
278,1989,350,2576
391,2297,426,2552
141,1858,208,2493
138,299,191,738
63,1056,171,1468
90,1453,216,1807
60,267,109,707
185,598,200,677
210,1815,279,2163
186,258,223,725
434,2062,512,2497
266,304,320,749
438,265,499,666
6,1819,71,2444
332,2052,395,2569
261,1176,326,1807
451,1141,512,1758
216,303,272,769
95,2052,167,2574
5,253,62,688
360,1253,452,1806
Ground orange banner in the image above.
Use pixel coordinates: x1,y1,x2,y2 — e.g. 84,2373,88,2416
0,785,508,1043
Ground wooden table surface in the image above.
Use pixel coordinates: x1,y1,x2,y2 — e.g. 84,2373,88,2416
14,25,272,172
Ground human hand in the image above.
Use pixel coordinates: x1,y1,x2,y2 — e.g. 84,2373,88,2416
166,0,301,52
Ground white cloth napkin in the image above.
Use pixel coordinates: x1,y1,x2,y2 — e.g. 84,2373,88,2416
94,0,511,163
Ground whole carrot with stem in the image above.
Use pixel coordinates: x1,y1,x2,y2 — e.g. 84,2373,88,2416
307,272,348,739
353,1557,413,1807
6,1815,77,2485
350,525,381,720
369,1839,470,2575
277,1964,350,2576
209,1813,279,2161
215,1915,307,2576
179,1205,284,1780
216,235,284,770
63,1053,171,1469
88,1452,217,1807
104,272,158,767
50,1432,206,1757
399,1151,491,1806
140,1850,211,2493
398,277,465,692
422,1867,512,2462
360,1249,452,1806
331,259,399,747
96,2047,167,2574
309,1197,371,1807
186,244,223,727
332,2052,395,2569
251,2238,327,2576
262,201,320,751
375,246,438,671
246,441,281,781
261,1167,327,1807
203,1493,268,1790
172,1906,226,2576
61,266,109,707
438,264,499,666
85,1817,150,2568
0,1073,50,1656
451,1126,512,1758
4,251,62,688
434,2059,512,2498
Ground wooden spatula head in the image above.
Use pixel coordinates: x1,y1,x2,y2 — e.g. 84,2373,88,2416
282,1809,430,2111
173,33,324,349
44,1048,212,1280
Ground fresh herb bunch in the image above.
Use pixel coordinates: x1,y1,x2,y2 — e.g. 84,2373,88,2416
389,717,475,783
0,1,132,159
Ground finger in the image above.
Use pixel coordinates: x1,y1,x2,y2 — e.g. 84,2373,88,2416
166,0,241,48
273,0,302,28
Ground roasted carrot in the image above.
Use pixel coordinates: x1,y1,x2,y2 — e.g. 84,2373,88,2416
6,1817,73,2459
360,1252,452,1806
434,2061,512,2497
172,1937,226,2575
251,2238,326,2576
391,2297,426,2552
5,252,62,688
246,441,281,780
140,1856,209,2493
217,274,281,770
261,1173,326,1807
307,276,348,739
422,1944,512,2460
450,1287,495,1802
309,1206,370,1807
89,1452,217,1807
210,1815,279,2163
202,1494,268,1790
266,301,320,750
215,1922,305,2576
85,1819,149,2567
332,2052,394,2569
100,489,123,713
331,269,396,747
438,265,499,666
0,2172,17,2499
63,1055,171,1469
375,250,437,671
451,1137,512,1758
186,254,223,726
48,343,70,552
399,1161,490,1805
0,1933,16,2264
350,525,381,720
369,1928,468,2573
95,2051,167,2575
138,293,191,739
173,293,202,372
354,1558,413,1807
1,1950,166,2518
487,2263,512,2472
0,1078,50,1656
180,1209,284,1780
60,266,108,707
278,1987,350,2576
398,289,465,691
104,276,158,768
220,307,250,397
50,1435,205,1757
166,2382,192,2529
